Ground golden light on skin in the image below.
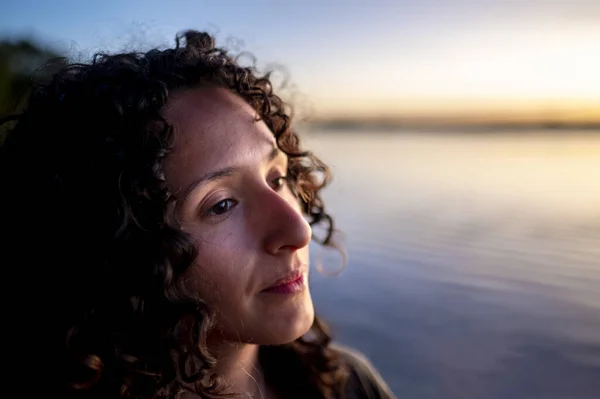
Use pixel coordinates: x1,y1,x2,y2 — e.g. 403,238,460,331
299,24,600,123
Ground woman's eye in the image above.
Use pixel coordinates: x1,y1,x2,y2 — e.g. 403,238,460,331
205,198,237,216
272,176,288,190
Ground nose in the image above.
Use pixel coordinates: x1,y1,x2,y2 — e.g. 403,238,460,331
260,189,312,255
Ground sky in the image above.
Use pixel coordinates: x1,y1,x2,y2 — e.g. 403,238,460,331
2,0,599,123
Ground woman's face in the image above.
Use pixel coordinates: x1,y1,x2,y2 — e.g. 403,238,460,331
164,87,314,345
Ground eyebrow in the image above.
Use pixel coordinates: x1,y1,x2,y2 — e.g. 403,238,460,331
181,145,283,200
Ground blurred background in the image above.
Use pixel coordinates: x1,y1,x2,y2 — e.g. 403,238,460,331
2,1,599,398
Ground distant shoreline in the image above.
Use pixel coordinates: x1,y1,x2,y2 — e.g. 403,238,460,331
301,120,600,133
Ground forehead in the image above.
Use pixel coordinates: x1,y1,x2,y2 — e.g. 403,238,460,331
163,87,277,193
165,86,272,143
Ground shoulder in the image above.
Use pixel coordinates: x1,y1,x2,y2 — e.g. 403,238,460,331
331,343,397,399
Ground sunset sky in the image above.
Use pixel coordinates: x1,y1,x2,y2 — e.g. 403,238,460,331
2,0,599,123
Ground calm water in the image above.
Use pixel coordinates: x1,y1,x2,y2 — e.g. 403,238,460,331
304,129,600,399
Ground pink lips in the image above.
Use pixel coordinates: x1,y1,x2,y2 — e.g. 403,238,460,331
262,272,305,294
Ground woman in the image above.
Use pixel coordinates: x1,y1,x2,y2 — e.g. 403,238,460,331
0,30,395,399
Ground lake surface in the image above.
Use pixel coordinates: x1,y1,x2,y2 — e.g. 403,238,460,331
304,129,600,399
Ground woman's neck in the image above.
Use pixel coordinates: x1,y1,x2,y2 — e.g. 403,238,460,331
212,342,267,397
178,342,279,399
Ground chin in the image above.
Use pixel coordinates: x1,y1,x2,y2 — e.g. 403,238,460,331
255,291,315,345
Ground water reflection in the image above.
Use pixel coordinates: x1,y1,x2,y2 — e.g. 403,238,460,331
306,130,600,398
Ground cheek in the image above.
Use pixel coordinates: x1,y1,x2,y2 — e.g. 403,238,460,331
298,243,310,264
185,233,251,305
283,187,303,212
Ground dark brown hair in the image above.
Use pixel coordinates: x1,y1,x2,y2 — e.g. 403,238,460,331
0,30,346,399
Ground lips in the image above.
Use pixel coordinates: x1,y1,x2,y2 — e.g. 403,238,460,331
262,271,304,293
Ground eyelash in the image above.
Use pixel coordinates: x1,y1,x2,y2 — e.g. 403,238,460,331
203,174,289,217
272,175,288,191
205,198,237,217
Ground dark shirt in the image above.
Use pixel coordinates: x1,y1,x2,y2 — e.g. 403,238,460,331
333,344,397,399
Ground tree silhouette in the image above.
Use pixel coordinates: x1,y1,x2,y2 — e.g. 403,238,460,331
0,38,66,118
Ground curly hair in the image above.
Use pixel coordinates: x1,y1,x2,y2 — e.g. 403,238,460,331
0,31,347,399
